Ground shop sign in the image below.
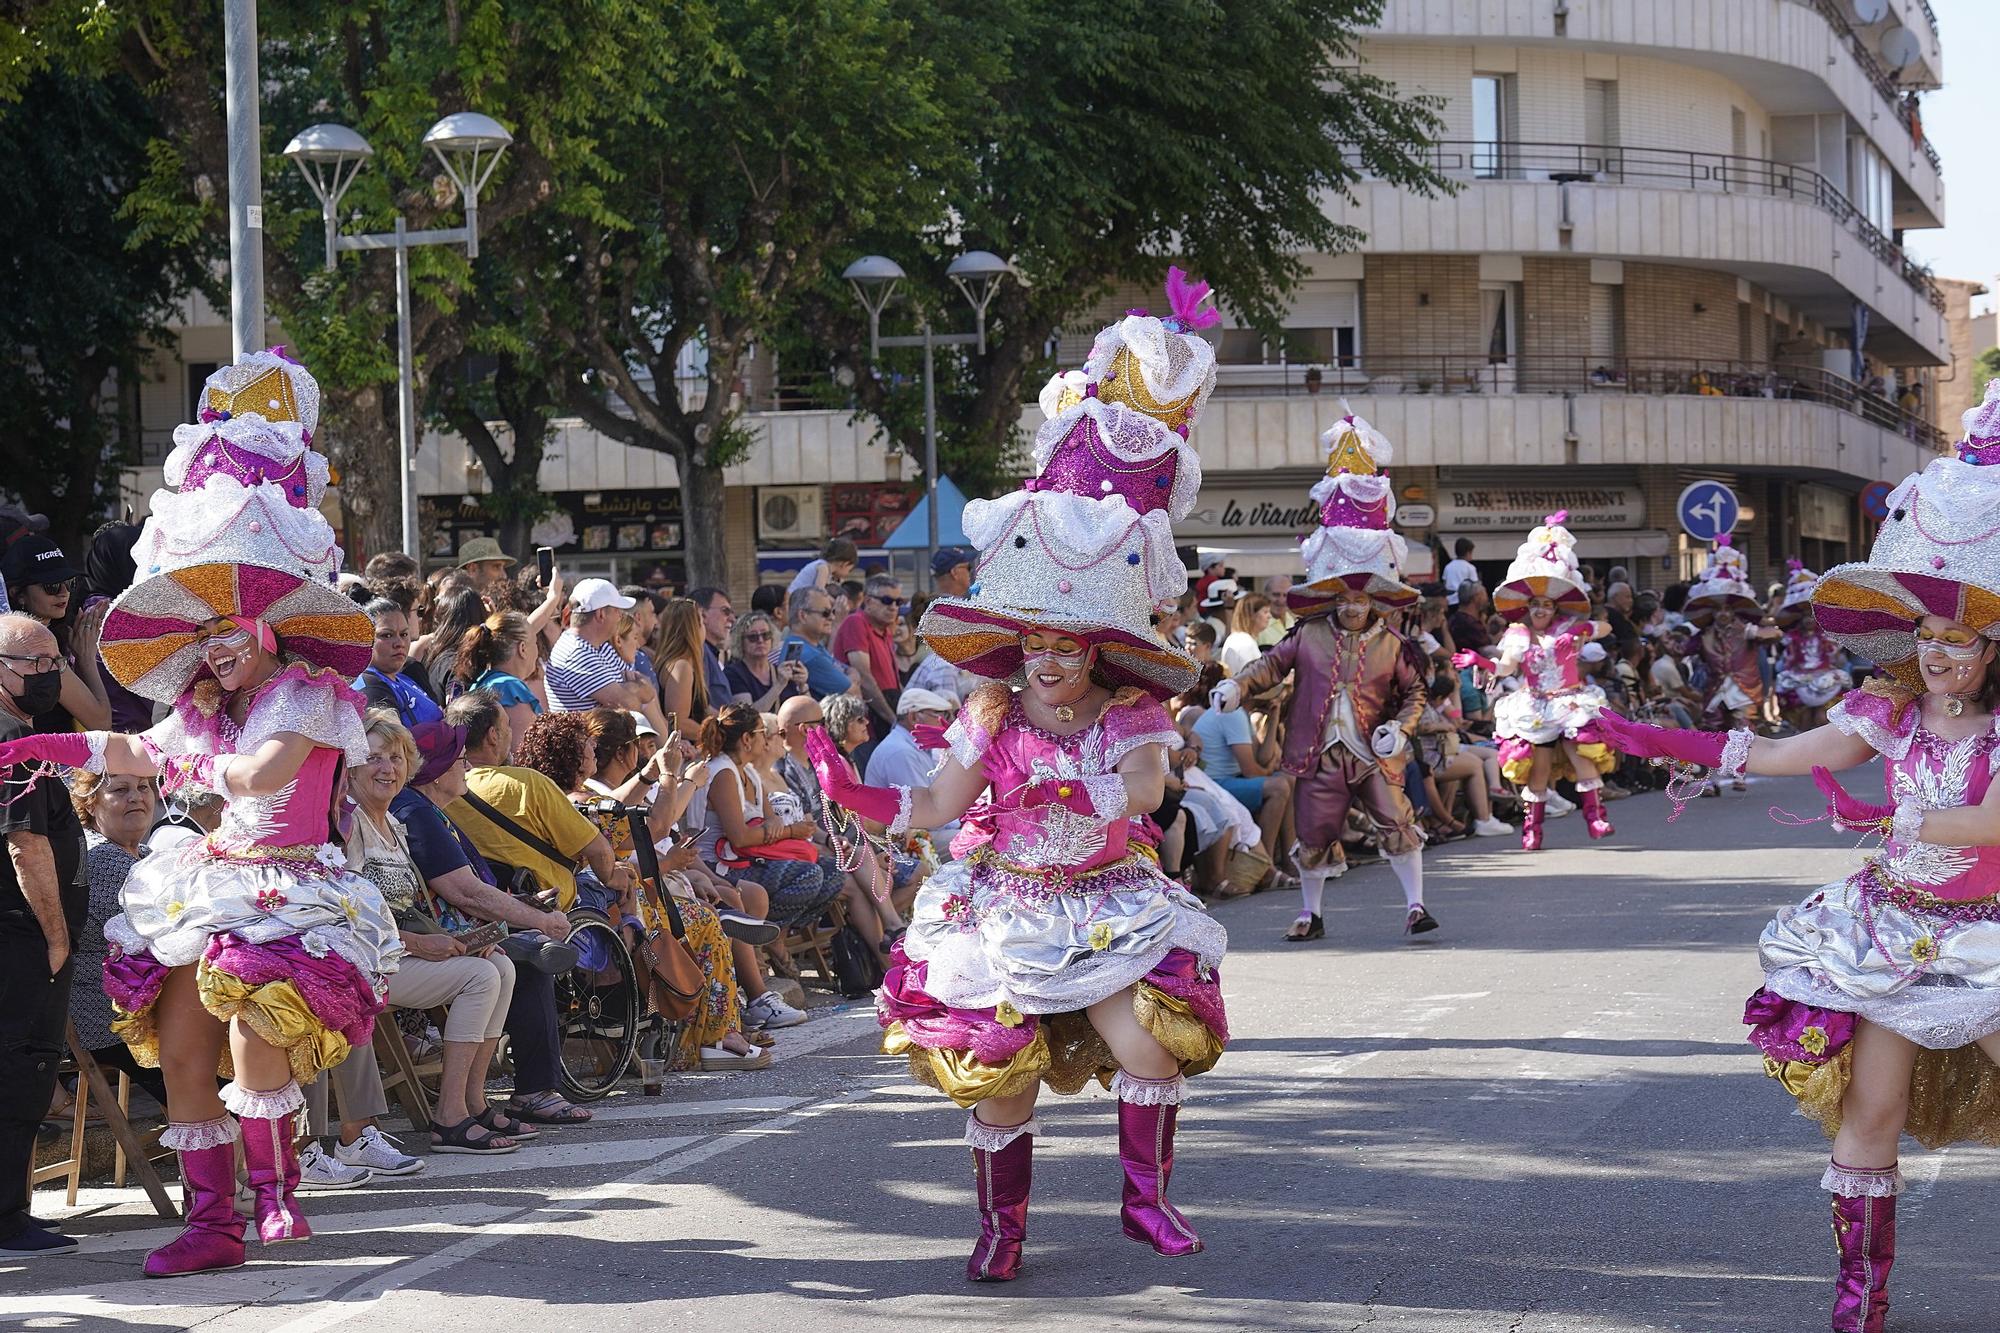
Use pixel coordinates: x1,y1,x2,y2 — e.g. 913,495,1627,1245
424,489,685,561
1396,503,1436,527
1438,484,1640,531
1176,487,1323,538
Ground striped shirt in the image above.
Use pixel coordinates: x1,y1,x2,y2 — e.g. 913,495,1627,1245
546,630,629,712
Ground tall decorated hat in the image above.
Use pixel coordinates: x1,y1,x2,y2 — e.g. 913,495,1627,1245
1492,512,1593,623
1775,558,1820,624
917,267,1218,699
1287,406,1417,618
100,348,372,703
1813,376,2000,687
1683,535,1761,621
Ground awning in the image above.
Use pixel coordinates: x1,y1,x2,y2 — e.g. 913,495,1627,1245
1440,530,1672,560
1192,537,1437,580
882,476,970,549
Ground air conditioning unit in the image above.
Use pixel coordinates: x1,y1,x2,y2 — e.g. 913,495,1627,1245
757,486,824,542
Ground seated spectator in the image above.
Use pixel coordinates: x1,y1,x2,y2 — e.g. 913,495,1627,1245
1188,621,1219,671
1448,581,1492,654
654,596,712,726
454,611,542,749
149,784,222,853
346,711,521,1154
696,704,849,940
757,706,905,949
1219,594,1272,675
548,580,659,730
863,688,960,842
413,583,486,688
1415,675,1512,837
65,772,167,1105
390,714,595,1126
358,597,444,725
1171,732,1265,897
726,611,808,710
1183,665,1294,884
780,585,855,700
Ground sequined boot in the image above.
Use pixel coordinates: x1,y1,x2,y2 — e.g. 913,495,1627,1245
226,1081,311,1245
1826,1160,1898,1333
144,1119,246,1278
1580,786,1614,840
1114,1073,1202,1257
964,1113,1034,1282
1521,798,1545,852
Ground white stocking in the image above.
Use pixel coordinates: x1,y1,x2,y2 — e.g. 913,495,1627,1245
1299,865,1331,918
1388,849,1424,911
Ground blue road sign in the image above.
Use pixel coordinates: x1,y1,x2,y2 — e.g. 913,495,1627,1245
1859,479,1894,521
1677,480,1739,542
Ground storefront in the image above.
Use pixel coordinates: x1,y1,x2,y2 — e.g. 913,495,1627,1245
421,489,687,587
752,482,916,585
1431,469,1675,589
1171,474,1437,584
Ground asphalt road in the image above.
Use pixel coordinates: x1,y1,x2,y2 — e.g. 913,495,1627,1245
11,773,2000,1331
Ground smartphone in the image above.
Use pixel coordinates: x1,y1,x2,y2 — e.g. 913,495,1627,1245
662,711,678,738
535,546,555,588
781,640,802,664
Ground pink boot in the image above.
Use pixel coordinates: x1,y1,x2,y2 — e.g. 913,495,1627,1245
1114,1073,1202,1257
1521,799,1545,851
226,1081,311,1245
1580,787,1614,840
144,1120,246,1278
1827,1161,1898,1333
964,1113,1035,1282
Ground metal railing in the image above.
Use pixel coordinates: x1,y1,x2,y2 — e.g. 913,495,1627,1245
1208,355,1949,451
1789,0,1941,174
1359,139,1945,312
1917,0,1939,37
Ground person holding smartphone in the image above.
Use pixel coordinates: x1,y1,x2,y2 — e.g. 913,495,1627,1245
725,611,808,709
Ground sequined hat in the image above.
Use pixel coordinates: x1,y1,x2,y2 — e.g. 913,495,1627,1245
1814,377,2000,686
1683,535,1762,622
1493,512,1593,623
1776,558,1820,622
197,346,322,441
1287,407,1419,619
1078,267,1221,436
101,349,369,703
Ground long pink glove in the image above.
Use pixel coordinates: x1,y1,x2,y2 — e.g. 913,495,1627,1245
0,732,96,772
1451,649,1496,672
1591,711,1727,766
805,726,906,824
1812,765,1892,834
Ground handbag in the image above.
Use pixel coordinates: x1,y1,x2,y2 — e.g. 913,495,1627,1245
826,923,885,998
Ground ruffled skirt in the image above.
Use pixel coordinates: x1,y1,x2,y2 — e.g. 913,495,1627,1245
1777,667,1848,710
1494,684,1614,783
102,842,403,1083
882,851,1228,1104
1750,868,2000,1149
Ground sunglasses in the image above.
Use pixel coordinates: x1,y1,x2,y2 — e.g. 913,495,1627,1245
744,631,774,643
37,582,68,597
871,594,908,606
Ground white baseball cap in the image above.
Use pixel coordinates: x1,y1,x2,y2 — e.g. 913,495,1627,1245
628,710,659,738
571,578,636,613
897,687,958,717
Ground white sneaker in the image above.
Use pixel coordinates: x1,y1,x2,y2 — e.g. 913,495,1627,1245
743,991,808,1030
1545,792,1576,817
1471,816,1515,837
333,1126,425,1177
298,1141,372,1189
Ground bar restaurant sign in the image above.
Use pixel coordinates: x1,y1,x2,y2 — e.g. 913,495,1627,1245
1437,484,1640,531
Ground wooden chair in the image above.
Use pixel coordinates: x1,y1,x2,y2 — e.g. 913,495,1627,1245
27,1024,178,1219
357,1016,434,1132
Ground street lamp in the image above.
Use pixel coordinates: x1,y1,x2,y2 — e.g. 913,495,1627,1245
843,250,1011,590
284,112,514,560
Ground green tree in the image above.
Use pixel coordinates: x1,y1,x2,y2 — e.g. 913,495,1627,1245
0,72,212,542
1973,345,2000,404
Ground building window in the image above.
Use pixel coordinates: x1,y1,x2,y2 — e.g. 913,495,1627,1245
1215,281,1361,369
1584,79,1619,151
1588,284,1623,364
185,361,220,421
1472,75,1511,179
1480,284,1516,365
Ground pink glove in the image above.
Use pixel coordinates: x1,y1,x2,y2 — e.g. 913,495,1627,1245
909,722,949,752
0,732,96,772
1019,779,1096,816
1451,649,1496,672
805,726,906,825
1812,765,1892,833
1591,711,1727,766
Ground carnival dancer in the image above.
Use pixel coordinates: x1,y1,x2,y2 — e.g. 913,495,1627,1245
1687,536,1782,775
1776,558,1850,729
1454,513,1615,850
1591,377,2000,1332
1213,409,1435,940
807,270,1228,1281
0,349,396,1278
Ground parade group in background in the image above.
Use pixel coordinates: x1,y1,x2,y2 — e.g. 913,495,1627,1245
10,278,2000,1333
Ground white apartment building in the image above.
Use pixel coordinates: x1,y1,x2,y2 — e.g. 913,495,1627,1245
130,0,1949,597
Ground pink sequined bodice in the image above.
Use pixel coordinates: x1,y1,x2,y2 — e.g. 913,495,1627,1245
1878,726,2000,901
1509,626,1583,694
213,747,342,850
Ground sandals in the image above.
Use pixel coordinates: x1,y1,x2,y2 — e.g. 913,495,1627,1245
1405,905,1441,936
1284,914,1325,942
699,1043,773,1071
475,1105,538,1140
502,1092,593,1125
430,1116,520,1154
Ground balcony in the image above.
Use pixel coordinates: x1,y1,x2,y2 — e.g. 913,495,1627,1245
1328,141,1949,363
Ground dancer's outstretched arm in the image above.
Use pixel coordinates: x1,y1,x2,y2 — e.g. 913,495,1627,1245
1816,762,2000,848
1594,711,1874,776
807,726,987,832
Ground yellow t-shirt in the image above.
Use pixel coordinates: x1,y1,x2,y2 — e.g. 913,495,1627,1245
448,765,599,909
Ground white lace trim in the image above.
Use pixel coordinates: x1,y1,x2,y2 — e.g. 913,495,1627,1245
1823,1161,1904,1197
887,785,914,837
210,754,241,801
1083,774,1129,822
159,1116,240,1150
1718,728,1756,781
1111,1071,1186,1105
83,731,108,774
1104,726,1180,770
947,721,987,770
220,1079,304,1120
964,1113,1040,1151
1892,798,1925,846
1827,695,1917,762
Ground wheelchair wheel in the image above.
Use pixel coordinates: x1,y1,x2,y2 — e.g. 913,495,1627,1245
553,908,641,1102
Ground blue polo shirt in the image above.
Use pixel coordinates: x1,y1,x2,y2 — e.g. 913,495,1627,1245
779,634,851,697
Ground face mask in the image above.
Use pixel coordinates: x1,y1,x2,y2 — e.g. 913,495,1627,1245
15,667,61,716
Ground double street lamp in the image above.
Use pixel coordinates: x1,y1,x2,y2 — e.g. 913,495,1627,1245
283,113,513,559
843,251,1012,590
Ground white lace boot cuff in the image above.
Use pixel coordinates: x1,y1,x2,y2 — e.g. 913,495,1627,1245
964,1112,1040,1151
1718,728,1756,781
159,1115,241,1151
1083,774,1129,821
1823,1160,1904,1197
1572,776,1602,793
1111,1071,1187,1105
221,1079,305,1120
1519,787,1546,804
888,785,914,837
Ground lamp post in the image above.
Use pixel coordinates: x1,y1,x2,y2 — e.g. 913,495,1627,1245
283,113,513,560
222,0,264,359
843,251,1011,590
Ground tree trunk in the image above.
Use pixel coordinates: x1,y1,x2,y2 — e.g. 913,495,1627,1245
322,386,403,565
680,455,729,590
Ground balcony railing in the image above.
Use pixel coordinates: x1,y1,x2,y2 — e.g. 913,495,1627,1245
1208,356,1950,452
1788,0,1941,173
1917,0,1939,37
1355,140,1945,312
